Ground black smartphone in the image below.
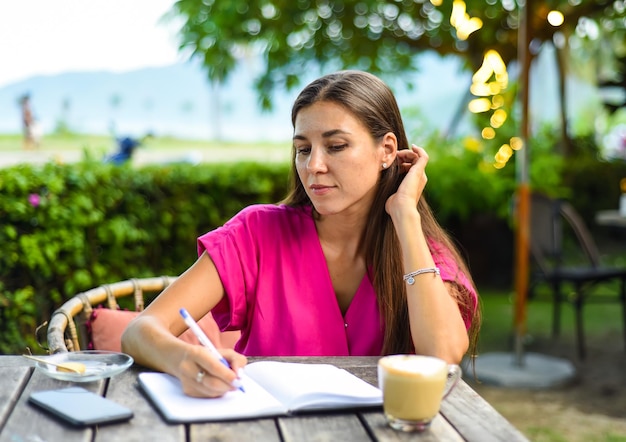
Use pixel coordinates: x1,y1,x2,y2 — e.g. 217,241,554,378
29,386,133,427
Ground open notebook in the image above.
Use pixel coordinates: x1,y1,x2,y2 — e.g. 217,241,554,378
138,361,382,423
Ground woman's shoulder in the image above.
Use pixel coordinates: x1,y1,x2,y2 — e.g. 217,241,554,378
215,204,314,246
235,203,312,223
199,204,313,250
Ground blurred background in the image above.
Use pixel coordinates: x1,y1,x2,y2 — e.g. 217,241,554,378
2,2,626,440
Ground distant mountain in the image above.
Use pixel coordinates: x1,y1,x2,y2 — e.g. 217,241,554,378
0,59,297,141
0,49,599,142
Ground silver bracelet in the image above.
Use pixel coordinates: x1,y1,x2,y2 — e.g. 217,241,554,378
403,267,440,285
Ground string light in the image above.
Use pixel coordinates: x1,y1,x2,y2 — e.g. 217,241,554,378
468,98,492,113
547,11,564,27
449,2,524,169
482,127,496,139
510,137,524,150
466,48,521,167
450,1,483,40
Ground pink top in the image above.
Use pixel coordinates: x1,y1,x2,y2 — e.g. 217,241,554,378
197,204,476,356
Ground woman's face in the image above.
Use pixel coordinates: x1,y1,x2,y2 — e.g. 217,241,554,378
293,100,394,217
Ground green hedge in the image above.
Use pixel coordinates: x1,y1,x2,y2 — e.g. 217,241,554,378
0,160,289,354
2,134,625,354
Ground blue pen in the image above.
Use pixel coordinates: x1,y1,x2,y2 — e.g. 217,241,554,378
179,308,245,392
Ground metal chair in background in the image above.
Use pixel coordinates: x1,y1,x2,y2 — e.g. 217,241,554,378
527,192,626,359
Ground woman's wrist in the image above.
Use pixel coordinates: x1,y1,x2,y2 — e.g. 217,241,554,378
390,207,437,269
388,201,419,222
389,206,421,236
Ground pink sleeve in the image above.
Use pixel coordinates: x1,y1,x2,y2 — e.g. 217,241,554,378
197,207,261,331
429,240,478,330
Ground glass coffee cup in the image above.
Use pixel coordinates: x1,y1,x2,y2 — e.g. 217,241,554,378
377,354,462,432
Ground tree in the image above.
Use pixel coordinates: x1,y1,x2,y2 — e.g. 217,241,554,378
168,0,625,112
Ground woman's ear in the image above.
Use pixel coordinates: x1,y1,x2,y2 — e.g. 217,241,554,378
381,132,397,165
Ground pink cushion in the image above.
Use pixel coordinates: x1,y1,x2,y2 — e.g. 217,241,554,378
89,308,240,352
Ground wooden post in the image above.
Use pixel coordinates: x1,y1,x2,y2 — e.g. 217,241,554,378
514,0,532,367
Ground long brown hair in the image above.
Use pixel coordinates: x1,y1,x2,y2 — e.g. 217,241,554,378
282,70,480,357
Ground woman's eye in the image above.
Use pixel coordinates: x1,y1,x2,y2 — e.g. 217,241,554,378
295,146,311,155
329,144,348,152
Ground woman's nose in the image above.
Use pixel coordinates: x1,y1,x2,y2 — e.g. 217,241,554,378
306,147,327,173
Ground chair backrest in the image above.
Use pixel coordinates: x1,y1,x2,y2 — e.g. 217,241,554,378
46,276,175,353
45,276,240,354
528,193,601,274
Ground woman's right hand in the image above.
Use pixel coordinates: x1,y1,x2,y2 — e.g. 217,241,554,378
385,144,429,220
176,345,248,398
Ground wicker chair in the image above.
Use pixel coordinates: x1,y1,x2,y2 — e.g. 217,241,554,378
46,276,178,354
46,276,240,354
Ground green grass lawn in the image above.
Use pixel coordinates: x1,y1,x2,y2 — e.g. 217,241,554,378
475,285,626,442
0,133,288,153
477,285,624,354
0,133,292,165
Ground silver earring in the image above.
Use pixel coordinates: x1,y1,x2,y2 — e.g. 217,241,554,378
382,162,388,169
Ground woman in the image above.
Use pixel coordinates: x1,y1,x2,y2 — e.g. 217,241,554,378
122,70,480,398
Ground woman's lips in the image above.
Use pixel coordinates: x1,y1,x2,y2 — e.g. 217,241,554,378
309,184,334,196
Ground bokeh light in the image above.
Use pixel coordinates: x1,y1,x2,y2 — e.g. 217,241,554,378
547,10,564,27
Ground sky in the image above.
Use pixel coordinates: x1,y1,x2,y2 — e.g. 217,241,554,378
0,0,183,88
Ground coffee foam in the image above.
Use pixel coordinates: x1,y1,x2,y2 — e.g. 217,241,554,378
381,355,446,376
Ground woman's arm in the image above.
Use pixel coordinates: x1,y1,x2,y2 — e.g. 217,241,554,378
121,251,247,397
385,146,469,364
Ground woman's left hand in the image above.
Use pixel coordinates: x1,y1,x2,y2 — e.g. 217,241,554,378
385,144,429,218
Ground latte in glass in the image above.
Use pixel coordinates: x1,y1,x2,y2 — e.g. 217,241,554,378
377,355,461,432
